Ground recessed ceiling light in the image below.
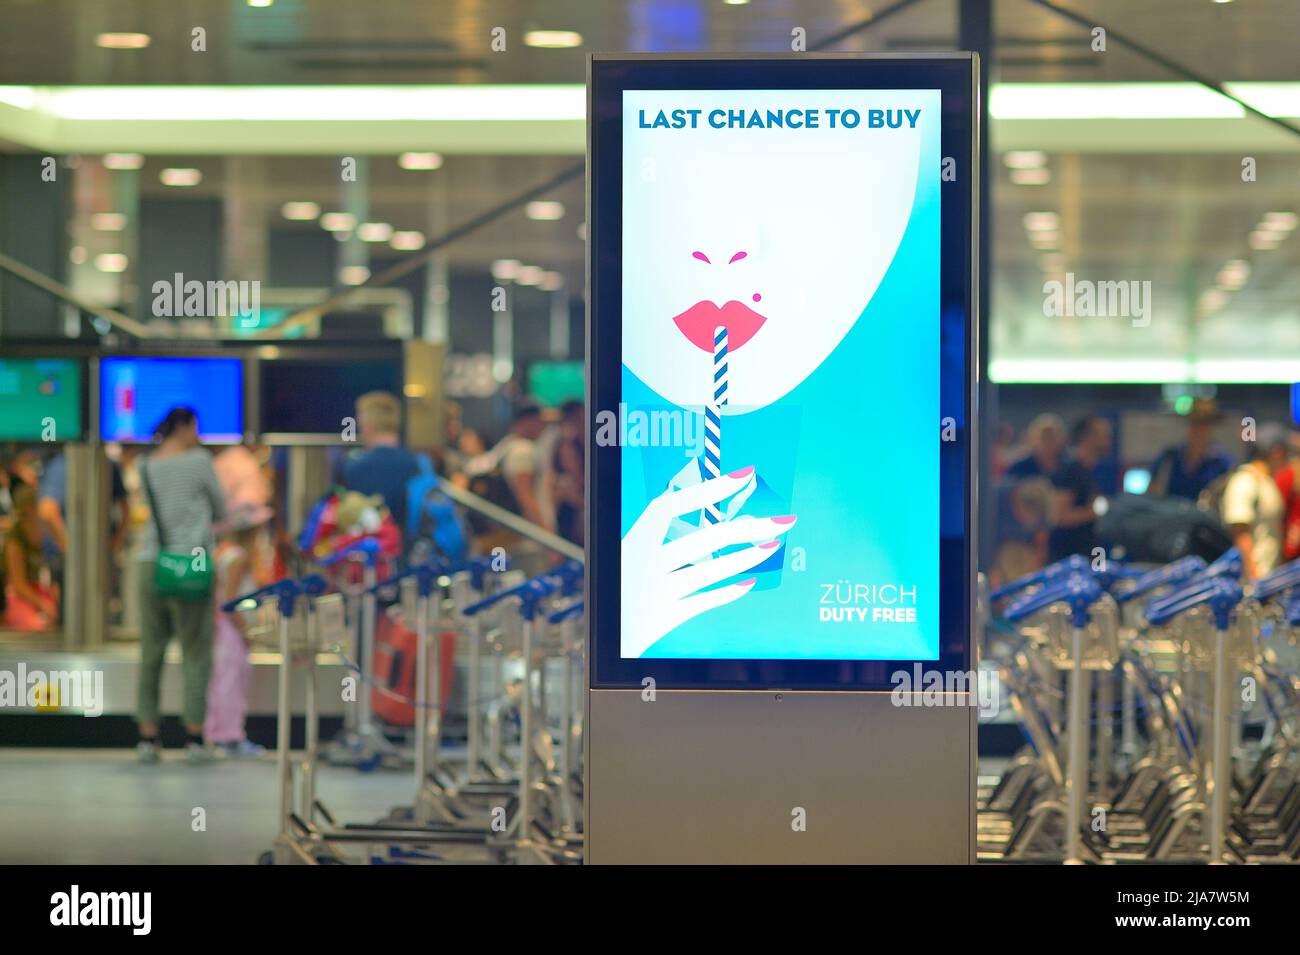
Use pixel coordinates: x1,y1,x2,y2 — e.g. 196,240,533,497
525,200,565,221
247,0,274,7
1261,211,1298,232
523,30,583,48
1249,230,1282,250
516,265,544,286
357,222,393,243
398,152,443,171
159,167,202,187
95,253,129,272
1010,167,1051,185
1004,151,1047,169
339,266,370,286
539,271,564,292
96,33,151,50
1216,259,1250,289
577,222,587,242
491,259,521,281
69,246,87,265
281,201,320,221
91,212,128,231
1023,211,1059,232
724,0,751,5
389,230,425,251
102,153,144,170
320,212,356,232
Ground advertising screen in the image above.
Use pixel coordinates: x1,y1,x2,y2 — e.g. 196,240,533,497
0,358,83,441
100,357,244,444
620,88,941,661
589,56,974,689
259,359,402,437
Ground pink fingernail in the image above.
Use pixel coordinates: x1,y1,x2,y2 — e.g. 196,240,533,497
727,465,754,478
758,540,780,550
770,515,796,525
737,578,757,587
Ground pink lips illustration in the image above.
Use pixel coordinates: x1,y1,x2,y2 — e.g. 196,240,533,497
672,299,767,352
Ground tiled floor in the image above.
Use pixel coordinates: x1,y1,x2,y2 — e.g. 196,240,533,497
0,748,416,864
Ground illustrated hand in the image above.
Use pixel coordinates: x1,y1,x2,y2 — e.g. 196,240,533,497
621,465,796,658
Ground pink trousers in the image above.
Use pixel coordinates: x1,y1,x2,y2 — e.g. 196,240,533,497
204,613,251,744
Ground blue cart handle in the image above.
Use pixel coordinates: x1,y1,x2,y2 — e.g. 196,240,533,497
1003,572,1105,628
1254,557,1300,602
548,599,585,625
462,572,557,618
1204,547,1243,580
1116,556,1207,604
223,578,301,617
1285,589,1300,627
318,537,381,568
990,554,1092,602
1145,575,1243,630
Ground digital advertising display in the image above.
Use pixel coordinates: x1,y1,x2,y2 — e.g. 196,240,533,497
0,358,83,441
100,356,244,444
589,56,975,690
621,87,940,662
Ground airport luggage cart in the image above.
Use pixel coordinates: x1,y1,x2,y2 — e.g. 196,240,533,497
462,565,584,864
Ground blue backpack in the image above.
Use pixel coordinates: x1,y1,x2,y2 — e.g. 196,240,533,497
405,455,468,564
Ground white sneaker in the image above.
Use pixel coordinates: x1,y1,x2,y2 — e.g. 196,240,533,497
137,741,160,764
186,742,225,764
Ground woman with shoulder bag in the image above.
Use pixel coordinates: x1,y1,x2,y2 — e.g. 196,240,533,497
135,407,226,764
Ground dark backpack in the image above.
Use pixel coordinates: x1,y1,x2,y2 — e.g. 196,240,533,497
1096,493,1233,564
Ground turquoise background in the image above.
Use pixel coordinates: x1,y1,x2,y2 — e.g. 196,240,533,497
621,117,941,660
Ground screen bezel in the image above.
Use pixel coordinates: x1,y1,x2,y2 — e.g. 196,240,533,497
587,53,978,692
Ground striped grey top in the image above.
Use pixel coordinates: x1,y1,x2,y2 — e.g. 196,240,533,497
135,449,226,561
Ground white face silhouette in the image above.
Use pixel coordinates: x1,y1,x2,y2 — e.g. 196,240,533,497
622,89,929,413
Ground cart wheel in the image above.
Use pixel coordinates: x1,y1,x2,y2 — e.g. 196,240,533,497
355,753,383,773
257,850,274,866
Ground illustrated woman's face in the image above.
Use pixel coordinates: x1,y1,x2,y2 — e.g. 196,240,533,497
623,92,923,414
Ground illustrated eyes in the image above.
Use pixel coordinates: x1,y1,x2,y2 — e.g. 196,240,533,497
691,250,748,264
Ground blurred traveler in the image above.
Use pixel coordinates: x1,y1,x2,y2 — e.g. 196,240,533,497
991,420,1017,480
135,407,226,765
205,499,272,758
1222,424,1288,580
547,399,585,545
1007,414,1066,480
2,484,59,631
341,391,421,534
1149,398,1234,500
991,476,1054,589
1049,415,1112,562
1272,430,1300,561
497,403,548,530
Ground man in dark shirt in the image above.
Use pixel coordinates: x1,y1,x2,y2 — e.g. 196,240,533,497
1149,398,1234,501
1049,415,1112,562
340,391,421,533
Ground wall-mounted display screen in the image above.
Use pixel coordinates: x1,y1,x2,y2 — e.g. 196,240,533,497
0,358,83,441
100,356,244,444
527,361,585,407
589,56,974,689
259,358,402,437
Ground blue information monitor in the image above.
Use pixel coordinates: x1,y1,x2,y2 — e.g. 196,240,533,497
100,357,244,444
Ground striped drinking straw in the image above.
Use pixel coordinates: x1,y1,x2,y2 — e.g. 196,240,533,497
703,324,728,524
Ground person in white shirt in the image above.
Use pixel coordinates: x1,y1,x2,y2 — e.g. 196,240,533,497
1221,424,1288,580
